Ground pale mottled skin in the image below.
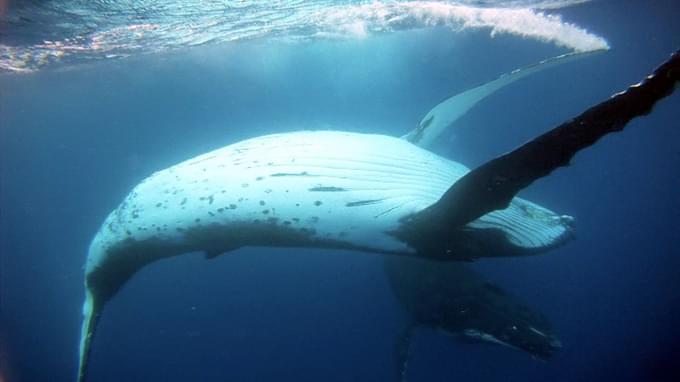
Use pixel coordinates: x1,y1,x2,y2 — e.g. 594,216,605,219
86,131,569,279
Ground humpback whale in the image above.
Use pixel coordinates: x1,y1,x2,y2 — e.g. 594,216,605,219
385,257,561,382
76,50,679,381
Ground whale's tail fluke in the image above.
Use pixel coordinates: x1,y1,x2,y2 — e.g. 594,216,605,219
397,50,680,259
77,290,102,382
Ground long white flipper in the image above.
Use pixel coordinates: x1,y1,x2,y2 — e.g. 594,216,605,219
402,50,605,148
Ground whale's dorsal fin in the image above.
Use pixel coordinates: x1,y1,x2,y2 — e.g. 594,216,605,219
402,50,605,148
397,50,680,257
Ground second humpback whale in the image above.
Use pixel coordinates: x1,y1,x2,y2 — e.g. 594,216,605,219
76,50,680,381
385,256,562,382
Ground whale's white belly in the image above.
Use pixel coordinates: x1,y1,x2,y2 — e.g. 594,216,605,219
87,131,468,271
87,130,571,275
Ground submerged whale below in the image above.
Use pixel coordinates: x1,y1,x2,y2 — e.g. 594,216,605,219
385,256,562,381
76,50,679,381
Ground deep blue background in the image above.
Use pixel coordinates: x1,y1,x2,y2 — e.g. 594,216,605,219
1,1,679,381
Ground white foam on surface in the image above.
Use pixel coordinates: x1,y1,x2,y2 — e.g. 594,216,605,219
1,0,607,73
316,2,608,52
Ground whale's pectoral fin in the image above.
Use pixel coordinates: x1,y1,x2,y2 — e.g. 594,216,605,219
394,321,417,382
402,50,605,148
397,50,679,257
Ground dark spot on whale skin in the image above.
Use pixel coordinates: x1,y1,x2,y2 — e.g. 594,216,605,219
292,218,300,223
346,199,384,207
309,186,347,192
310,216,320,223
295,203,300,207
180,198,188,206
195,218,201,223
314,201,323,206
256,176,264,181
208,212,215,217
155,203,163,208
260,200,266,206
283,221,291,225
265,189,272,194
242,183,249,188
126,230,132,236
217,208,225,213
270,171,313,177
176,227,185,232
262,209,270,215
229,204,237,209
207,195,214,205
132,210,140,219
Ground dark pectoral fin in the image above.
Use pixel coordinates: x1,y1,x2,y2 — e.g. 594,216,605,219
394,323,417,382
418,49,679,229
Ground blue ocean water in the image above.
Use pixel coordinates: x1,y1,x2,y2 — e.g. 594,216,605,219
1,1,679,381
